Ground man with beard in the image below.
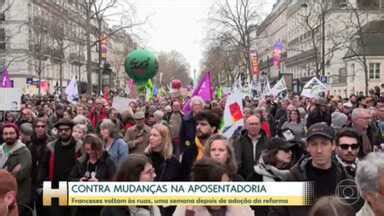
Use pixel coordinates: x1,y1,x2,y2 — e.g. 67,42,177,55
124,111,151,154
0,123,32,216
39,118,81,216
335,128,362,176
180,110,221,180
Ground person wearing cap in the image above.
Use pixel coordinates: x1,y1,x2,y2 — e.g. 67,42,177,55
0,170,19,216
0,123,32,216
268,122,358,216
306,98,331,128
124,111,151,154
38,118,81,216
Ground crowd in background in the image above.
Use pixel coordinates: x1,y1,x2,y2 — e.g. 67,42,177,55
0,91,384,216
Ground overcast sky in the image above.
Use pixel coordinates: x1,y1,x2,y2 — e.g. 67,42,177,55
127,0,275,77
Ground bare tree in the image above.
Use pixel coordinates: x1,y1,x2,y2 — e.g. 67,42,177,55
341,3,371,95
201,40,242,87
156,50,192,87
296,1,347,78
78,0,146,94
208,0,263,79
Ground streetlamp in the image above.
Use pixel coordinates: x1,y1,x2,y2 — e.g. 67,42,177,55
301,2,326,78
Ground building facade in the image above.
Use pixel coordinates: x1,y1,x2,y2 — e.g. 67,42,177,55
256,0,384,97
0,0,135,95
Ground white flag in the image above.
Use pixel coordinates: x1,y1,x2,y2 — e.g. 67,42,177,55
222,89,244,138
301,77,327,98
65,77,79,104
271,78,287,96
262,78,272,97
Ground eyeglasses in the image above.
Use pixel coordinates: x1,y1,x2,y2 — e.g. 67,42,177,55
35,125,46,128
339,144,359,150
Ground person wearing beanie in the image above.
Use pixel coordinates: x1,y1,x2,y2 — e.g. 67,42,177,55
0,123,32,216
20,123,34,148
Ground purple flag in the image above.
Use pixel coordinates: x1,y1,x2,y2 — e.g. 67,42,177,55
183,72,213,113
0,67,13,88
272,40,284,68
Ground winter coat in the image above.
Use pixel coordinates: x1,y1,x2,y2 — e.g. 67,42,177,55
233,129,269,179
268,157,362,216
88,107,108,128
124,125,151,154
38,138,82,183
247,156,291,216
0,140,32,205
69,151,116,181
247,157,291,182
107,137,129,166
147,152,181,182
306,107,331,128
179,113,196,154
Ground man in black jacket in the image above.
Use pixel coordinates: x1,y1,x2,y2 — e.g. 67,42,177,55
233,115,268,179
268,122,361,216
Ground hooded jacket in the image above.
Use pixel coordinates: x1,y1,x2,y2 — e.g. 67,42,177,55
0,140,32,205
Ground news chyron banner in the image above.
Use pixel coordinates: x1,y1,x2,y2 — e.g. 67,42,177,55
43,182,314,207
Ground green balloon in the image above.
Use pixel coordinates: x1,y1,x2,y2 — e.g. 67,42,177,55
124,49,158,84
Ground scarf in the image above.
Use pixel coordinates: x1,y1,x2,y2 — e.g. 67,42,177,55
195,137,205,161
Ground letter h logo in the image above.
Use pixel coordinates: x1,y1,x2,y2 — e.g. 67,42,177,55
43,181,68,206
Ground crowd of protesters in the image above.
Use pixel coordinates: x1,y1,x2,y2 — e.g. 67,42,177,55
0,90,384,216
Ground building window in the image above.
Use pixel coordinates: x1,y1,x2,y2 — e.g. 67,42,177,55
369,63,380,80
339,68,347,83
0,28,5,50
358,0,384,9
0,13,5,21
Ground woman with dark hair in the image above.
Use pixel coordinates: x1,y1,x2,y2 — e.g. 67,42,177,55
248,138,296,182
281,109,306,139
204,134,243,181
70,134,116,216
100,154,160,216
173,158,253,216
100,119,128,166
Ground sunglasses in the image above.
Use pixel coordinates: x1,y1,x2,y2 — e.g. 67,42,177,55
58,127,71,132
339,144,359,150
35,125,46,128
